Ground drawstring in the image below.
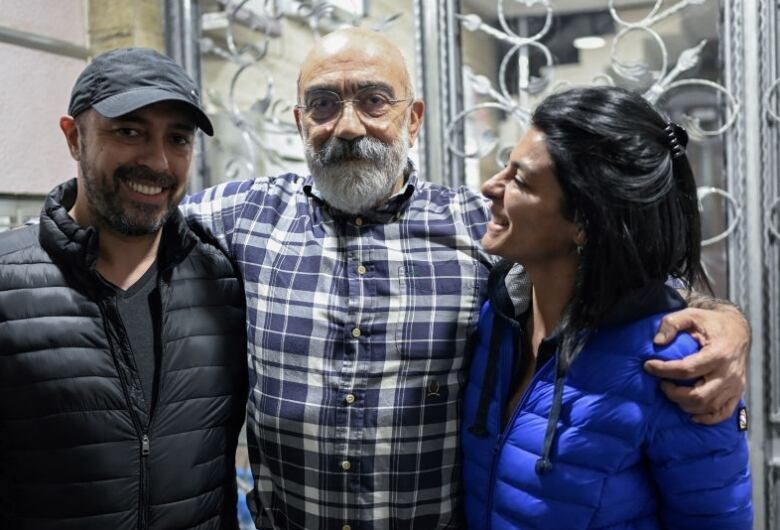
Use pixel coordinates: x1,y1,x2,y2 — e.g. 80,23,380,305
535,351,567,475
469,314,507,437
469,261,522,438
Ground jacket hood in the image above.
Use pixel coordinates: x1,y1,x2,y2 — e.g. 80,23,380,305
485,260,532,320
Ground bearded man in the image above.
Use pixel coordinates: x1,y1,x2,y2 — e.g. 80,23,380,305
0,48,247,529
182,28,751,530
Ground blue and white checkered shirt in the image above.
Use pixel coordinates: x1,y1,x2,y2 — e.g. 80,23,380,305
181,166,493,529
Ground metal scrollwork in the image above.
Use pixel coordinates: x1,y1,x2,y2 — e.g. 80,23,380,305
499,40,554,96
656,79,740,137
610,25,668,84
697,186,743,246
497,0,553,42
446,102,509,159
201,1,294,178
608,0,708,28
607,1,741,138
768,195,780,242
453,0,742,247
224,0,275,61
452,0,556,165
201,0,403,180
454,0,740,157
764,76,780,123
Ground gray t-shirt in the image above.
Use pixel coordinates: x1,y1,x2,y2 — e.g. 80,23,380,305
114,263,161,413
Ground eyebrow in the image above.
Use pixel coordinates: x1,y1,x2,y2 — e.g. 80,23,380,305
510,160,533,174
303,82,397,100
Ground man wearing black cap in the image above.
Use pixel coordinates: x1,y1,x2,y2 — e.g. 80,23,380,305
0,48,247,529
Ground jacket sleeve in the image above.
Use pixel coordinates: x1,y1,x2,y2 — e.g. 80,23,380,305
645,392,753,529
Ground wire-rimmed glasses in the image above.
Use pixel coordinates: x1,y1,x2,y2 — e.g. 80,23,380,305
297,88,412,122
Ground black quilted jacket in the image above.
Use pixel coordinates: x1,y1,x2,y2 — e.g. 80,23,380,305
0,180,248,529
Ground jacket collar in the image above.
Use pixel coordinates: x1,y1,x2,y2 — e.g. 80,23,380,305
487,259,686,328
39,178,198,278
599,282,687,327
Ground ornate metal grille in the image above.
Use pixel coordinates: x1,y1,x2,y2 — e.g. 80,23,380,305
414,0,779,527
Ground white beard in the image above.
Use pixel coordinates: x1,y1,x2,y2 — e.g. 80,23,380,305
303,126,410,215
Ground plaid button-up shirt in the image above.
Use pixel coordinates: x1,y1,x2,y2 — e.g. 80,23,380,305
182,168,493,529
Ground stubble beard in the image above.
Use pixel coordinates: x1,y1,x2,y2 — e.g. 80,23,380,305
78,144,182,236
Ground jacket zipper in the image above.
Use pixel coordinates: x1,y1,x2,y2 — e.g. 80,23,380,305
483,336,556,530
99,297,152,530
139,274,168,530
138,271,175,529
140,434,151,529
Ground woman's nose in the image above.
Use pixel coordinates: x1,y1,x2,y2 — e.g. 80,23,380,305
481,171,505,201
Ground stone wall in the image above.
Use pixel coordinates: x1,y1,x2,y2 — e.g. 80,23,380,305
88,0,165,53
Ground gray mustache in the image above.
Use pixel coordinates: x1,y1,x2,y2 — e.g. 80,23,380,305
316,136,388,165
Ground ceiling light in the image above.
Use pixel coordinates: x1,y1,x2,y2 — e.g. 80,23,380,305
573,36,606,50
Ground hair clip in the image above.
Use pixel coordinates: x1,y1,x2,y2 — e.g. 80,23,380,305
665,122,688,159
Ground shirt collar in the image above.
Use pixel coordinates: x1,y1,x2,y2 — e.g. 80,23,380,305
303,159,418,224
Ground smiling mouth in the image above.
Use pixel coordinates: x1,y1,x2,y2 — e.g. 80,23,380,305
126,180,165,196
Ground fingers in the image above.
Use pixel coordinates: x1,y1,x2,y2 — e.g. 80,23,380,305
650,305,748,425
658,378,733,415
644,349,720,380
654,309,703,345
691,396,741,425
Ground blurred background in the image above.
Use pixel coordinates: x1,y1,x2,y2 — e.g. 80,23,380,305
1,1,778,528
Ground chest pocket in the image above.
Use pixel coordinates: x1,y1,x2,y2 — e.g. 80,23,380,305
399,260,467,294
395,259,482,360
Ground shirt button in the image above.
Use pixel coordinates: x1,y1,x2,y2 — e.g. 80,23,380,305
351,327,361,338
341,460,351,471
345,393,356,404
355,217,363,226
357,265,367,275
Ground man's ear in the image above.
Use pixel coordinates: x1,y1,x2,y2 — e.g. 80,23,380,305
60,115,81,161
406,100,425,147
293,107,303,137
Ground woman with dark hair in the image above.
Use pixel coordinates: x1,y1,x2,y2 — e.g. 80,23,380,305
461,86,752,529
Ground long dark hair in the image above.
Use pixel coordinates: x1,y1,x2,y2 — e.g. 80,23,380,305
531,86,710,366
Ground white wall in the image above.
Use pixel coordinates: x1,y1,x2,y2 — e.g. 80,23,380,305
0,1,88,195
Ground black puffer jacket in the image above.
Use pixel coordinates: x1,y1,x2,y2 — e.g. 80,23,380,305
0,180,248,530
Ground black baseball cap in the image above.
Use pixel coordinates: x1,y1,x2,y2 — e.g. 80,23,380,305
68,47,214,136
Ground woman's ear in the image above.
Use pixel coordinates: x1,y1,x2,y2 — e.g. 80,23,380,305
571,210,587,248
574,226,586,248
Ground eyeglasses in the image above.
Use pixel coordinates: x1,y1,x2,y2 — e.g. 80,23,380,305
297,89,412,122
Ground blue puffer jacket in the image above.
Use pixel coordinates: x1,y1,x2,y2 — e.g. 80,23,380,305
462,279,752,530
